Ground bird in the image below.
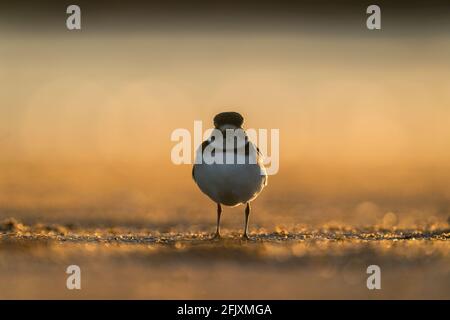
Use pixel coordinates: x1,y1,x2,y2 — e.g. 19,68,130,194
192,112,268,239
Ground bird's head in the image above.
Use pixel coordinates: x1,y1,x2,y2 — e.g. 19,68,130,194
213,112,244,131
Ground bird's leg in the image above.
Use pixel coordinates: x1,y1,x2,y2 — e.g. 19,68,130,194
242,202,251,239
212,203,222,239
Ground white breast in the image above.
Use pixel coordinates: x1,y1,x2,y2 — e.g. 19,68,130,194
193,141,268,206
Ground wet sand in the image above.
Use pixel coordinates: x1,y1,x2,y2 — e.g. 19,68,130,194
0,219,449,299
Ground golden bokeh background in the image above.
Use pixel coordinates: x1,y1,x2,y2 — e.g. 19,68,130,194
1,2,449,229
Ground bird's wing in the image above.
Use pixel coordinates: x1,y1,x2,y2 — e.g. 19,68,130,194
192,140,212,181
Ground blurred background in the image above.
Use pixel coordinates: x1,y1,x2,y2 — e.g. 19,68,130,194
1,0,450,300
0,0,449,229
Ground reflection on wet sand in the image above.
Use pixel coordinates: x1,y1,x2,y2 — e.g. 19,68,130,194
1,219,449,299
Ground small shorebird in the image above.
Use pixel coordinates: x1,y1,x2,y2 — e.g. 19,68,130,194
192,112,268,239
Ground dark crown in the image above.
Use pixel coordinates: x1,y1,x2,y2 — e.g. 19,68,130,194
213,112,244,128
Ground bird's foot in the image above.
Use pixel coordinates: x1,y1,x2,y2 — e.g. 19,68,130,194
241,233,250,240
211,232,221,240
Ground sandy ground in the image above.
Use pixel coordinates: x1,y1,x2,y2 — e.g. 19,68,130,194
0,218,449,299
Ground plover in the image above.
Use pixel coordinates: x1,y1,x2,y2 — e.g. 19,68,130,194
192,112,268,239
